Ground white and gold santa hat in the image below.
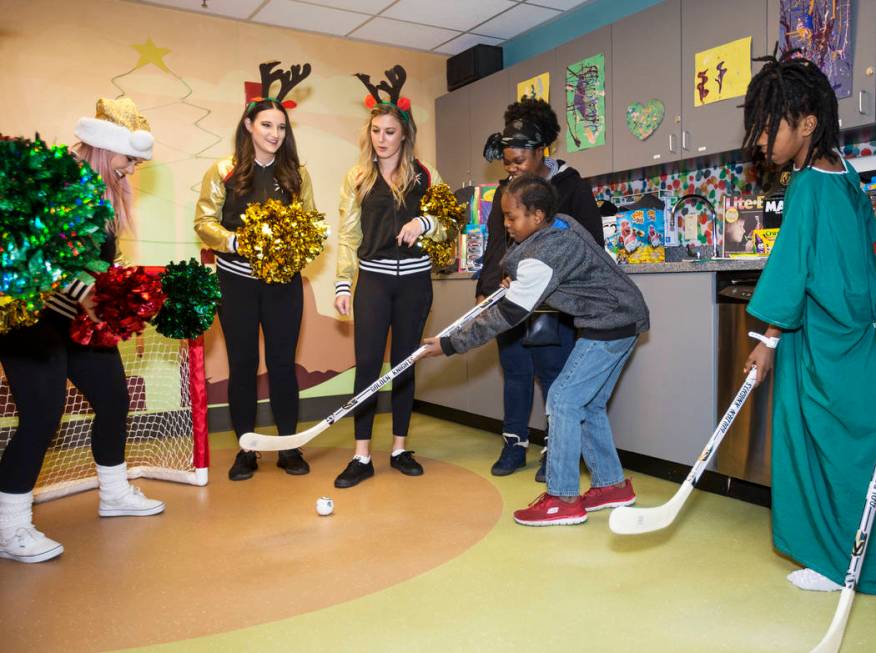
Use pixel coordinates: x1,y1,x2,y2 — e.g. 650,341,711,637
74,97,153,160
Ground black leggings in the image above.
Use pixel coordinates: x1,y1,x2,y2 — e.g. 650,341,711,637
352,270,432,440
217,270,303,438
0,312,128,494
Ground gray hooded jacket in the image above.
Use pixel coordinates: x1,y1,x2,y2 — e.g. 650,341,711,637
442,215,650,355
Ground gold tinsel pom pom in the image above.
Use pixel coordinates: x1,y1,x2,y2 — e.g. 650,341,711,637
417,183,468,268
0,293,43,335
236,198,329,284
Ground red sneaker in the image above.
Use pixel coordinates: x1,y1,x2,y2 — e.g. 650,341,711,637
582,479,636,512
513,493,588,526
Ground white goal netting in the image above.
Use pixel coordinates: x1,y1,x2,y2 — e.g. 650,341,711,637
0,326,209,503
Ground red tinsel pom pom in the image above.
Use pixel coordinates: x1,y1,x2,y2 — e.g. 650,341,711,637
364,95,377,109
397,97,411,112
69,265,166,348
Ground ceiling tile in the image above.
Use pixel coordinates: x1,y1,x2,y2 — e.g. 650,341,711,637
137,0,266,20
252,0,371,35
433,33,504,56
383,0,515,32
524,0,593,10
304,0,395,12
349,17,460,51
474,3,560,39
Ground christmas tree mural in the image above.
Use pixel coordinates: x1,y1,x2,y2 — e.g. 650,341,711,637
109,38,225,264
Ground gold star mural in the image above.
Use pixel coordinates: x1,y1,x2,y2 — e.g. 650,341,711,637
131,38,172,73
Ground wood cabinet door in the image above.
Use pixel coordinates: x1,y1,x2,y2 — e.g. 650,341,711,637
768,0,876,131
435,87,471,191
611,0,682,172
553,25,613,177
681,0,768,158
468,70,510,185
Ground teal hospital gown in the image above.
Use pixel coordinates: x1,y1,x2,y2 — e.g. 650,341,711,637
747,159,876,594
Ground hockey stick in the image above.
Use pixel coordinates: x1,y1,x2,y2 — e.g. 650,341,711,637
609,366,759,535
809,463,876,653
239,288,508,452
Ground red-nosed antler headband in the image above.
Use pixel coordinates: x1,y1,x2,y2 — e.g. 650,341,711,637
354,65,411,121
245,61,311,112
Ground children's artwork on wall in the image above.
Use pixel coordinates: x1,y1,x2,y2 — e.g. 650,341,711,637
625,99,665,141
565,53,606,152
779,0,853,98
516,72,549,101
694,36,752,106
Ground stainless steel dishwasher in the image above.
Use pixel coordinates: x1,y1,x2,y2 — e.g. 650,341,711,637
715,271,774,486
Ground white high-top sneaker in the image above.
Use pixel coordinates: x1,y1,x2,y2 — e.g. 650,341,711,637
96,463,165,518
0,491,64,563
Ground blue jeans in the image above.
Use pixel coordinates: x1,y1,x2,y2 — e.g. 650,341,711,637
496,315,576,440
545,335,637,497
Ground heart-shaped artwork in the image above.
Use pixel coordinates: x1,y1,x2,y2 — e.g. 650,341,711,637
625,99,665,141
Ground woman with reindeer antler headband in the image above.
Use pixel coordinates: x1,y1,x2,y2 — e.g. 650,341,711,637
332,65,450,489
194,61,316,482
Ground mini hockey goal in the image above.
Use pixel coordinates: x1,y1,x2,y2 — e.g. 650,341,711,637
0,272,210,503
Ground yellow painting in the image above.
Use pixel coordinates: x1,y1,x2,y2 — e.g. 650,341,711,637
694,36,752,107
516,72,550,102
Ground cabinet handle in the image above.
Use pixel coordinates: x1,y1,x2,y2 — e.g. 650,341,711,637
682,130,690,151
668,133,677,153
859,90,868,115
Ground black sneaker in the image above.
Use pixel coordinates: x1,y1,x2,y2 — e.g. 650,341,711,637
277,449,310,475
228,450,258,481
334,458,375,488
390,450,424,476
491,435,527,476
535,453,546,483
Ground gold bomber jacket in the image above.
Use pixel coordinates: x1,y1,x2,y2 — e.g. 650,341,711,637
193,155,317,253
336,161,447,284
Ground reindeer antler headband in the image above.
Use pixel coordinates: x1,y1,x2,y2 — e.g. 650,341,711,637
245,61,312,113
354,65,411,121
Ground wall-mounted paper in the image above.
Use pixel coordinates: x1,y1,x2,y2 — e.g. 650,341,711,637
694,36,752,107
516,72,550,102
565,53,606,152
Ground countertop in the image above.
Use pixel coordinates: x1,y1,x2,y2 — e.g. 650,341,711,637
434,257,767,280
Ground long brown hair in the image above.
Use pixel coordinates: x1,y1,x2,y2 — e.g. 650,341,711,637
231,99,302,199
355,103,418,207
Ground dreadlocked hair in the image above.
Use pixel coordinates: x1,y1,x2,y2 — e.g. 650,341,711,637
742,49,840,170
504,97,561,147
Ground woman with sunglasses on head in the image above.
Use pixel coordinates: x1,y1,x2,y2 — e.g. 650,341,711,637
477,98,634,515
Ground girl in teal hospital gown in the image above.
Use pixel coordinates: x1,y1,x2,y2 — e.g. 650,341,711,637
741,53,876,594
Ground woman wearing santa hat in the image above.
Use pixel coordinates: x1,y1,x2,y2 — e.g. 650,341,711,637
0,97,164,565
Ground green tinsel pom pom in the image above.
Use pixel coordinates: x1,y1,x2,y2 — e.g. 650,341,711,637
0,134,112,312
154,259,221,340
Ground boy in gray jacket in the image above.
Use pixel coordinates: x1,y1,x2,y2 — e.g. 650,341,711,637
423,174,649,525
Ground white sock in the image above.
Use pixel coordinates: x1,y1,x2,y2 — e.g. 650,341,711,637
391,449,406,457
502,433,529,448
96,463,130,501
0,491,34,539
353,455,371,464
787,568,843,592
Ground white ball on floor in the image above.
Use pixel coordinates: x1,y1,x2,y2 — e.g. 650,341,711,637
316,496,334,516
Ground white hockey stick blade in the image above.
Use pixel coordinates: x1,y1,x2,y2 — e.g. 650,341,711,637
609,367,758,536
809,587,855,653
239,421,330,452
809,462,876,652
609,482,694,534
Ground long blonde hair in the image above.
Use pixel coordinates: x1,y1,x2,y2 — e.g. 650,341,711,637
73,142,135,236
355,103,419,207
